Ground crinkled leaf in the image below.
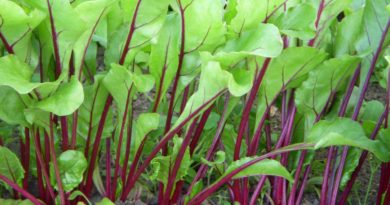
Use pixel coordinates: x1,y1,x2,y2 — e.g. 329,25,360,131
51,150,88,192
150,136,191,186
201,151,225,166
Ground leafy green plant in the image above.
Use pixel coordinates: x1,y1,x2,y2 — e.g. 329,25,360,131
0,0,389,205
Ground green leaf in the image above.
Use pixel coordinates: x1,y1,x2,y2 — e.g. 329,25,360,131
0,86,28,126
0,0,45,59
0,55,64,97
274,3,317,40
0,146,25,187
131,113,160,158
183,0,226,52
0,199,34,205
174,61,252,128
149,14,180,105
73,0,116,78
216,23,283,63
360,100,385,122
256,47,327,122
150,136,191,186
52,150,88,192
228,0,284,34
102,64,133,111
334,9,363,57
105,0,171,65
201,151,225,166
222,158,293,182
96,198,115,205
35,77,84,116
295,55,360,118
305,118,390,162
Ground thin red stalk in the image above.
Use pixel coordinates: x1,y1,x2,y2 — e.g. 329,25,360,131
234,58,271,160
121,91,225,200
163,118,199,204
152,40,172,112
160,2,186,200
105,138,111,198
0,31,14,54
338,112,386,204
22,128,30,189
33,130,47,201
49,114,66,205
188,144,314,205
0,174,42,205
331,20,390,205
189,106,213,155
42,131,55,202
83,96,113,196
187,94,230,194
46,0,62,77
250,106,297,204
308,0,325,46
121,102,134,185
84,84,101,158
378,163,390,205
70,111,78,149
78,9,107,80
120,133,147,200
376,66,390,205
249,177,267,205
319,66,360,205
119,0,143,65
287,150,307,205
60,117,69,150
111,86,133,200
382,166,390,205
164,0,186,134
180,86,190,114
295,166,311,205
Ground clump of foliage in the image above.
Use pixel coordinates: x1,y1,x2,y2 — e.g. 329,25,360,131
0,0,389,204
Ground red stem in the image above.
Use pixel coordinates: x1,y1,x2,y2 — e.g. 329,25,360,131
331,20,390,205
0,31,15,54
189,106,213,155
121,91,225,200
163,118,199,204
105,138,111,198
188,144,314,205
49,114,66,205
0,174,43,205
119,0,143,65
234,58,271,160
164,0,186,134
46,0,62,78
111,86,133,200
22,128,30,189
83,96,113,196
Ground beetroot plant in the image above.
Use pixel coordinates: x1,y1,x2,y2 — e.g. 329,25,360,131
0,0,390,204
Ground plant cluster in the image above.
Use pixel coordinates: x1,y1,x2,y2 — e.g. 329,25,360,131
0,0,389,204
